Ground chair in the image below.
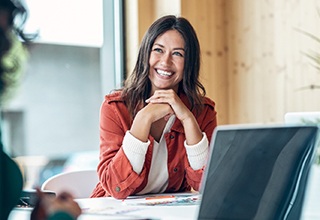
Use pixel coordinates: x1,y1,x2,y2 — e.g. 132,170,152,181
41,169,99,198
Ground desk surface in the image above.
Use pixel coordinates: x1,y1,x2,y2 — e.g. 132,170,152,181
9,193,200,220
9,166,320,220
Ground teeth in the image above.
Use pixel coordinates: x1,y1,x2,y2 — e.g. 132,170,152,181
157,69,172,76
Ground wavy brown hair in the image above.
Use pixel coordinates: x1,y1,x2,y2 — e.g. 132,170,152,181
122,15,206,117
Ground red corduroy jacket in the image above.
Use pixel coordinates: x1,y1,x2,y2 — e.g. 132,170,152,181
91,91,217,199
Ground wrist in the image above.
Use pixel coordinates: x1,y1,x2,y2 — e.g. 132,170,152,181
181,114,203,145
180,113,196,127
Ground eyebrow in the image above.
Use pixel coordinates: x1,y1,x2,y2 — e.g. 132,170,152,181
153,43,185,51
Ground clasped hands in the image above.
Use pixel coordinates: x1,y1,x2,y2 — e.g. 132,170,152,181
144,89,192,123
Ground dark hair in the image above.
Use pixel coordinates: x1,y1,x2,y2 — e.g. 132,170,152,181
0,0,36,104
0,0,35,42
122,15,206,117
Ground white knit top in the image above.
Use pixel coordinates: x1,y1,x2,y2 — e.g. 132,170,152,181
122,115,209,195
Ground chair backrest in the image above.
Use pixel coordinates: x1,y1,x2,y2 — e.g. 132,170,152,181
41,170,99,198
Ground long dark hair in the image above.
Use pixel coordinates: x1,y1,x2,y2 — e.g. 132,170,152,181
122,15,206,117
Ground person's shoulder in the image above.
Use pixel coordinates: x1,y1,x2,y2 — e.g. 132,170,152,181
202,96,215,108
104,90,123,103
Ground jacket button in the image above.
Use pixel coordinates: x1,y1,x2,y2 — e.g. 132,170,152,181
170,135,174,139
173,168,178,172
115,186,121,192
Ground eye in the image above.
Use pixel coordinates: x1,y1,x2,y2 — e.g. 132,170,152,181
152,48,163,53
173,51,184,57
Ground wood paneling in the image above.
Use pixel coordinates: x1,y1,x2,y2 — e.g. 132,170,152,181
125,0,320,125
181,0,228,125
225,0,320,124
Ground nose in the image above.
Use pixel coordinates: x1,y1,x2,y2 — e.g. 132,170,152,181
160,53,172,66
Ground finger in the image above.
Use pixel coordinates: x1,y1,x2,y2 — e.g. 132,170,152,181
147,93,174,103
35,188,45,200
147,89,173,101
147,97,167,103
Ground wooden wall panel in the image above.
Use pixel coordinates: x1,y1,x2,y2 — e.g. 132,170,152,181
225,0,283,123
226,0,320,124
181,0,229,125
275,0,320,114
137,0,155,41
125,0,320,125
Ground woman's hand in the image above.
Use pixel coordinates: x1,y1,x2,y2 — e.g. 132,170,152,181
141,102,174,123
146,89,203,145
146,89,191,122
130,102,174,142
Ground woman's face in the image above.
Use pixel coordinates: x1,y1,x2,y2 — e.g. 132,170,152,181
148,29,185,94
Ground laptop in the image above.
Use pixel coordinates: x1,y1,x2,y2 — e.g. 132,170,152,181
197,124,319,220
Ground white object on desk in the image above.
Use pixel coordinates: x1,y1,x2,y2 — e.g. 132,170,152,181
41,169,99,199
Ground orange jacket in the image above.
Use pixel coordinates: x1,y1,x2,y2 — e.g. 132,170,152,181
91,91,217,199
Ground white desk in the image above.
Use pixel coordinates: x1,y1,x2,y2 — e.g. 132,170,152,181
9,193,200,220
77,196,199,220
8,166,320,220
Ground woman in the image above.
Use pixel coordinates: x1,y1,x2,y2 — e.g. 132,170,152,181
91,15,217,199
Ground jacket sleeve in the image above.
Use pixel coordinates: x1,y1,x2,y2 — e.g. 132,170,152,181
185,101,218,191
97,100,148,199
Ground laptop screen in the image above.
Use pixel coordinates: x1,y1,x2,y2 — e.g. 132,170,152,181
198,125,318,220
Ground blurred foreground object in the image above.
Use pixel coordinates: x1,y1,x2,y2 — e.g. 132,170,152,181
31,189,82,220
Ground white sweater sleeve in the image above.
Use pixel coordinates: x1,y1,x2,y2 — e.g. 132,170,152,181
122,131,150,174
184,132,209,170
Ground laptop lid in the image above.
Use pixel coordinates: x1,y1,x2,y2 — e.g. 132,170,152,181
197,124,318,220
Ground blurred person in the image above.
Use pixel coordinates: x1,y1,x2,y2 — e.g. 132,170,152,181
0,1,30,218
91,15,217,199
31,189,81,220
0,0,81,219
0,0,29,104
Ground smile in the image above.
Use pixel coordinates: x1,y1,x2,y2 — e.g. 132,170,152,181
156,69,173,76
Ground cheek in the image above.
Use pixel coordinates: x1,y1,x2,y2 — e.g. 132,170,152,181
177,60,185,72
149,53,158,67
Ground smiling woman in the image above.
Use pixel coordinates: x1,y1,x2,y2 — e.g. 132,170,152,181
91,15,218,200
148,30,185,93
